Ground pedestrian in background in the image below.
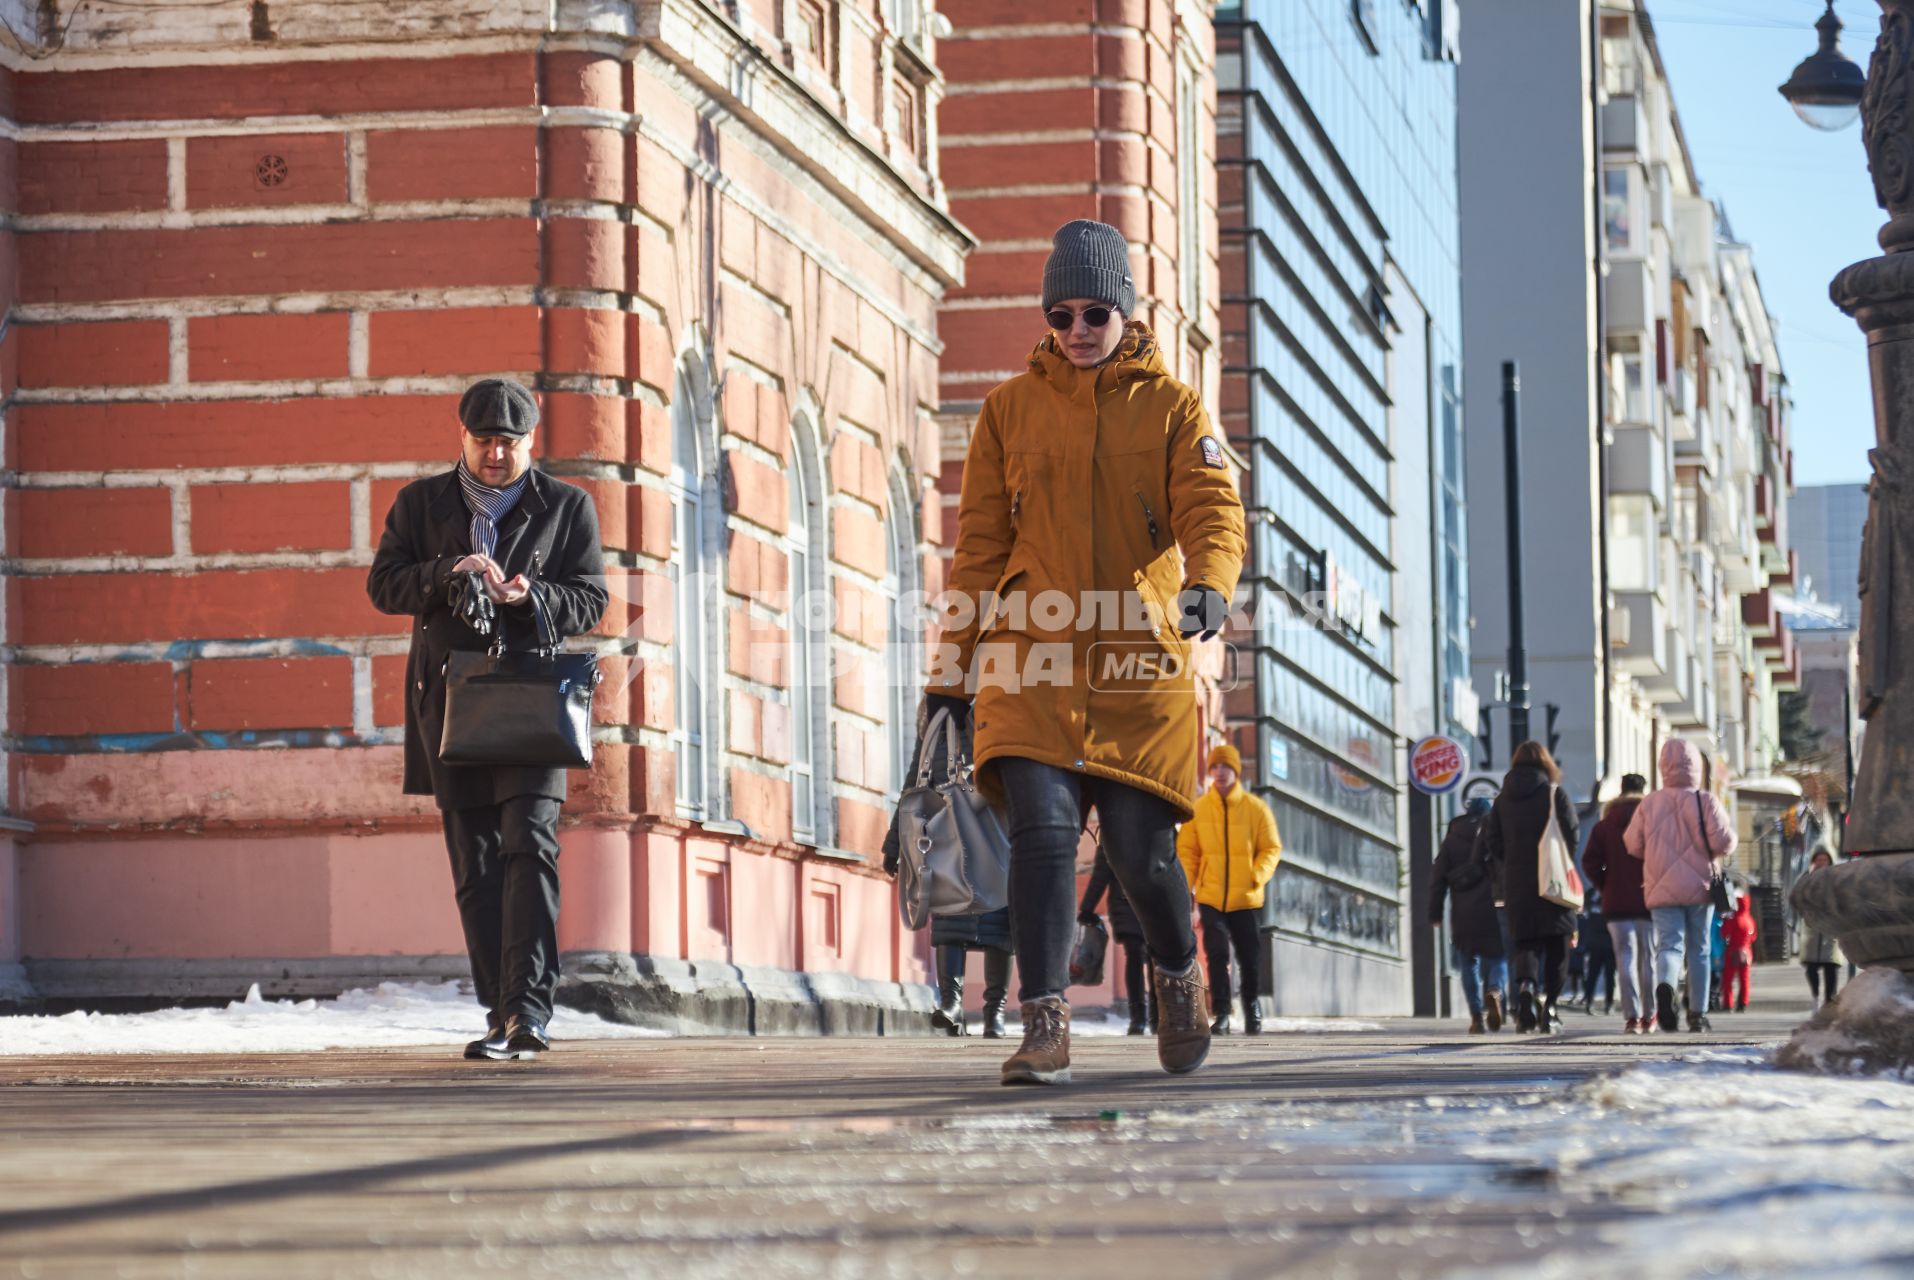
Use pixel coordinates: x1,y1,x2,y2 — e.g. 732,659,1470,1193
1079,840,1154,1035
1795,847,1846,1009
1178,743,1282,1035
1719,891,1757,1013
1583,773,1654,1033
1475,741,1580,1034
1574,885,1616,1017
1623,738,1737,1033
367,378,609,1062
934,218,1248,1086
1429,795,1506,1033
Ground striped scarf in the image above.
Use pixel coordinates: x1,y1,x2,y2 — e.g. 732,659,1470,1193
455,457,529,559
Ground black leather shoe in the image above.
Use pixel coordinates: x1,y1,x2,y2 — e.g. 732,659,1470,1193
1210,1013,1232,1035
1242,1006,1263,1036
503,1014,550,1058
464,1022,509,1061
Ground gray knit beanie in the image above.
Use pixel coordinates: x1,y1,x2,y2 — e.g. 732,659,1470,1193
1040,219,1135,316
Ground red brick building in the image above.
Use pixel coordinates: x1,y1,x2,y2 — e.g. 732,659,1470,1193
0,0,970,1026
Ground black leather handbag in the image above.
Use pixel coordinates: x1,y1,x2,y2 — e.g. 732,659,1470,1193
439,587,598,768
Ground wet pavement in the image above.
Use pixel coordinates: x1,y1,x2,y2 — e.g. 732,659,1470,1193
0,981,1825,1278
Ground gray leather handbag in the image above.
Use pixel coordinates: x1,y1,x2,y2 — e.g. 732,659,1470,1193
894,706,1011,930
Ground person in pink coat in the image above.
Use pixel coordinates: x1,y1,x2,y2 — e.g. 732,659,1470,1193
1623,738,1737,1032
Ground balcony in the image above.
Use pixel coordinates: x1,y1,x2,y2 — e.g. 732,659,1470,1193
1771,548,1798,589
1607,259,1654,335
1603,94,1647,156
1612,590,1669,678
1609,426,1667,509
1775,647,1803,694
1641,624,1693,706
1741,588,1777,640
1667,365,1696,442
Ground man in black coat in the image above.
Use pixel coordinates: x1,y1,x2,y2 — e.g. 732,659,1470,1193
367,378,608,1060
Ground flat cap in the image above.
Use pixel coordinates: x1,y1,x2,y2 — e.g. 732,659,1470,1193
458,378,540,437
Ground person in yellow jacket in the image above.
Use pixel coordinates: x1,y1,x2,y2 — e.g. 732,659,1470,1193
932,219,1248,1087
1177,743,1282,1035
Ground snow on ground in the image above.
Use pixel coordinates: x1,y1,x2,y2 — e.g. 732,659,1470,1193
1458,1046,1914,1278
0,981,666,1056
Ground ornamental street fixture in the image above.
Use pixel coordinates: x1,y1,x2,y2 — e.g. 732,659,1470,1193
1780,1,1866,131
1782,0,1914,1075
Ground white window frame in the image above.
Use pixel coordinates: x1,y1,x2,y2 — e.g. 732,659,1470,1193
786,413,831,846
670,360,723,821
1176,51,1205,328
884,463,924,798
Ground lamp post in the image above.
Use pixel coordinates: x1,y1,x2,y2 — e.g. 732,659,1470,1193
1778,1,1914,1071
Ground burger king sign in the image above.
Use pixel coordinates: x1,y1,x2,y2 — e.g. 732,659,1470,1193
1409,735,1466,797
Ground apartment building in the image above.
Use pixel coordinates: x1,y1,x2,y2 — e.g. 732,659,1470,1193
1461,0,1798,822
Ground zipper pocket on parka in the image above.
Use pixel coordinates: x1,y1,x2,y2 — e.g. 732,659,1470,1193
1011,487,1023,530
1134,488,1162,548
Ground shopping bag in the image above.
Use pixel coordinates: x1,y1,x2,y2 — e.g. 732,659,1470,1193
1069,914,1109,986
1537,784,1585,910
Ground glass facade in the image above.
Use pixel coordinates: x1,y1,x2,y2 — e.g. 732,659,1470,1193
1219,1,1465,960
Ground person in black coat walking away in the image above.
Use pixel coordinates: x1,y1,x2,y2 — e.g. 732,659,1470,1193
1475,741,1581,1034
1429,796,1508,1033
1573,886,1616,1015
1080,843,1154,1034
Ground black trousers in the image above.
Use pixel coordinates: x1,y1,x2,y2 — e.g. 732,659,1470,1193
937,944,1011,1001
1200,904,1263,1013
1805,962,1841,1000
1514,934,1569,1005
442,795,563,1025
1120,937,1153,1026
995,757,1196,1003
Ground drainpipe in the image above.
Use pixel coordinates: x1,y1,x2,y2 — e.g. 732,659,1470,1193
1590,0,1614,819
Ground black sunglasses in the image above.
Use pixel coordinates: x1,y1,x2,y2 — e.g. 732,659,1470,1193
1045,306,1114,331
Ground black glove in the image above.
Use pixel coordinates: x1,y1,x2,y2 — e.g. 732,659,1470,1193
1077,910,1099,927
1176,585,1228,641
446,571,497,637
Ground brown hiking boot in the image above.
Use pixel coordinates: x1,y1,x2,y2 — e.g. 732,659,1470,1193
1484,989,1505,1032
1153,963,1212,1075
1468,1011,1486,1034
1000,996,1071,1086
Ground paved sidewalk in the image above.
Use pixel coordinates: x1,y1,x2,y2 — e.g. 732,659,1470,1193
0,974,1825,1279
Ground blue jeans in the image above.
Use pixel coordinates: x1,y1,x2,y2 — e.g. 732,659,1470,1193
1652,903,1716,1016
1451,946,1509,1016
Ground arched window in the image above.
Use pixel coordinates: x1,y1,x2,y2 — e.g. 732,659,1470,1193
787,414,831,844
670,361,722,820
885,462,924,796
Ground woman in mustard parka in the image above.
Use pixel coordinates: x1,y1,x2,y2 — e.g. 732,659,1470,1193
926,219,1247,1086
1177,742,1282,1035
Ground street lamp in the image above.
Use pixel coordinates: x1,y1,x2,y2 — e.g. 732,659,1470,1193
1780,1,1866,132
1778,0,1914,1074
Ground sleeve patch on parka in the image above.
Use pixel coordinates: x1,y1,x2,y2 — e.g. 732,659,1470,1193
1199,435,1225,469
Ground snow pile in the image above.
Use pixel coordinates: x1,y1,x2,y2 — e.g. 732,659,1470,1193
1464,1047,1914,1277
1777,966,1914,1079
0,981,666,1056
